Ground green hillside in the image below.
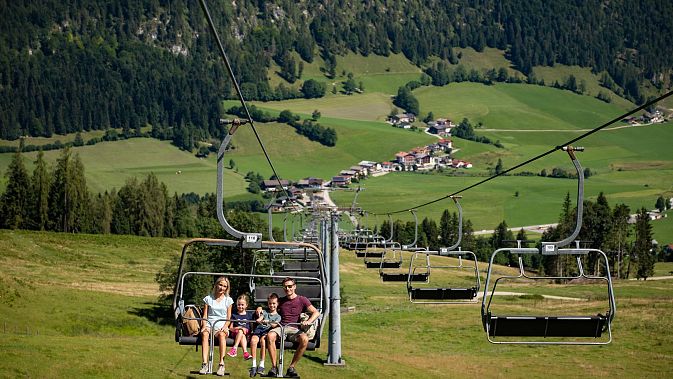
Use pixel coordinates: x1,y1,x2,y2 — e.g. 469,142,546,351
1,230,672,378
0,139,249,196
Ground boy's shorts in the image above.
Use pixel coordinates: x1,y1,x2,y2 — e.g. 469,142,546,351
252,325,272,336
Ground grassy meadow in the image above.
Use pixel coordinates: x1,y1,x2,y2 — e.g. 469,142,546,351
0,138,249,196
1,230,672,378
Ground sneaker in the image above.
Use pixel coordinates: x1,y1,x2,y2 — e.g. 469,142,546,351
227,347,237,357
286,366,299,377
266,366,278,377
243,351,252,360
249,367,257,377
256,366,265,376
216,363,225,376
199,363,208,375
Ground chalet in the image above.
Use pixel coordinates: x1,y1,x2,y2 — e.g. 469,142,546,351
350,166,366,177
288,186,303,197
414,153,432,166
380,161,394,172
395,152,415,166
262,179,290,191
331,176,351,187
438,138,453,150
428,123,451,136
427,118,453,136
389,113,416,125
410,146,430,155
307,177,324,188
642,110,664,124
340,169,356,178
359,160,382,173
453,160,473,169
295,179,310,188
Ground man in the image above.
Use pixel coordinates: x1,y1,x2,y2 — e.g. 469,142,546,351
266,277,320,377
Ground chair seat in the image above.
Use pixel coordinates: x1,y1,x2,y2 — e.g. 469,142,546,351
380,273,428,282
409,287,477,300
487,314,608,337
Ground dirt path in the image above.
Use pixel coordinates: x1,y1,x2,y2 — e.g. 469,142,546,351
476,291,584,301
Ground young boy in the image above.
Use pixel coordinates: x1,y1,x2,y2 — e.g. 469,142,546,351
249,293,281,377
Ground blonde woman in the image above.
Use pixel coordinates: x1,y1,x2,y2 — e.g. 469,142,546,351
200,276,233,376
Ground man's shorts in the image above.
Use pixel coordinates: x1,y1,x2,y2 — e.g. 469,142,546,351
270,325,305,342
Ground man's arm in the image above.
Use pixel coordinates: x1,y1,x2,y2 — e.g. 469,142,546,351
303,303,320,325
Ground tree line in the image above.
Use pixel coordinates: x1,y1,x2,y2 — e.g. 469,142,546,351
376,192,661,279
0,148,269,239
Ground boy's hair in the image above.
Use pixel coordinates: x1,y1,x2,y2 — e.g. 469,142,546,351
236,294,249,305
267,293,279,302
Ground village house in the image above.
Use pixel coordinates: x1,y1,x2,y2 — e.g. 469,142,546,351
350,165,367,177
380,161,394,172
388,113,416,125
437,138,453,151
452,160,473,169
413,153,433,170
427,118,454,136
395,151,416,170
359,160,381,173
331,176,351,187
307,177,324,188
262,179,290,191
340,169,357,178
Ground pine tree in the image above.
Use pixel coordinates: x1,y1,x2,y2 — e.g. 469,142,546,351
0,151,30,229
29,150,51,230
634,207,655,280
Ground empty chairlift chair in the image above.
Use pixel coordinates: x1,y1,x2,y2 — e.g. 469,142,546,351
365,214,402,268
481,146,615,345
378,209,427,282
407,197,481,304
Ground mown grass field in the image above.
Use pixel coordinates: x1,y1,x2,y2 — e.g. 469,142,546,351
0,138,249,196
1,230,672,378
330,171,672,230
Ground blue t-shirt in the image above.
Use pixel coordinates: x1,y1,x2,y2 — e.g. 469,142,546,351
253,311,282,336
203,294,233,331
231,311,252,329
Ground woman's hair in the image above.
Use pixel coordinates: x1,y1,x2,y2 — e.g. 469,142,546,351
211,276,230,297
236,294,249,307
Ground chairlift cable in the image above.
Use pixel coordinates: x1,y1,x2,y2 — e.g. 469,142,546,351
370,89,673,215
199,0,292,200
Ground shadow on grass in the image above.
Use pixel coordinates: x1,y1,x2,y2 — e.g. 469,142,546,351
129,301,174,326
303,352,326,365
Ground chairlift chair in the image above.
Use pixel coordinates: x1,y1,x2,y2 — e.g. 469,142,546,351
481,146,616,345
173,116,329,375
406,197,481,303
379,210,426,281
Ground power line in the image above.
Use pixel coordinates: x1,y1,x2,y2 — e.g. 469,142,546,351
199,0,292,199
371,90,673,215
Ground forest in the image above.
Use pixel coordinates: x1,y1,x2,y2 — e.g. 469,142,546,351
1,0,672,144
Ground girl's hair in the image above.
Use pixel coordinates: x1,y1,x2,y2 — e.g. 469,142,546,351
212,276,230,297
236,294,249,307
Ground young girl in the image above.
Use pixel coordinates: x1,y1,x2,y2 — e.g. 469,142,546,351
200,276,233,376
227,294,253,360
